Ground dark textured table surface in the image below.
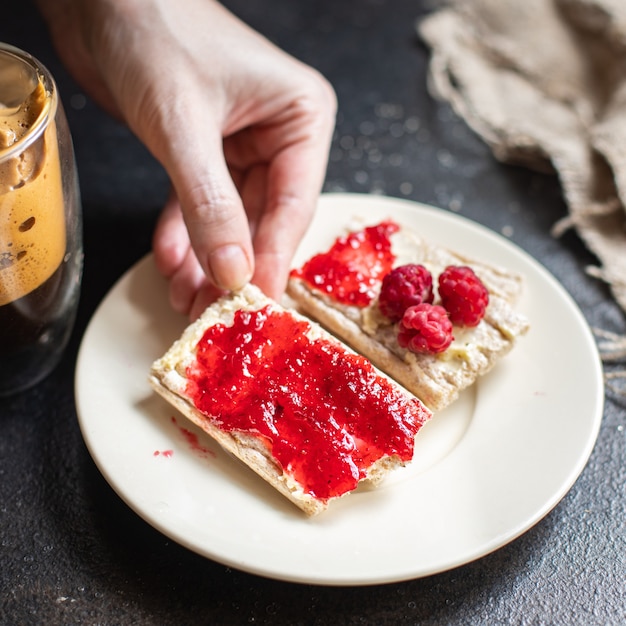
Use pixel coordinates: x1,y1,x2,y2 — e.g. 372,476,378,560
2,2,625,624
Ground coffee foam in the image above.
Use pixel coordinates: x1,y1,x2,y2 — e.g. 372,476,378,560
0,120,66,305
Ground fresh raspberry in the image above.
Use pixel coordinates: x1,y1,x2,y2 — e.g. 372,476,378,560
398,303,453,354
378,264,434,322
438,265,489,327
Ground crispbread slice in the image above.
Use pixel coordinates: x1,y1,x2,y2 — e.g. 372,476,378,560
150,284,431,516
287,220,530,411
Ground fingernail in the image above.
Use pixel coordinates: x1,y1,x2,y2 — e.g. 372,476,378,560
209,244,252,290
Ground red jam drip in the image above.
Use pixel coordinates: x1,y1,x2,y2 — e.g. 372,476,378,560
171,416,215,458
291,221,399,307
185,305,429,501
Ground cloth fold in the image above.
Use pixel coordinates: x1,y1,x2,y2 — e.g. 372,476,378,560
418,0,626,316
418,0,626,387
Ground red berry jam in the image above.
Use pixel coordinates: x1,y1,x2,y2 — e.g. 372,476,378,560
185,305,430,501
291,221,399,307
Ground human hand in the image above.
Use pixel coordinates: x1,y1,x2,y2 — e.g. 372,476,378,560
38,0,336,319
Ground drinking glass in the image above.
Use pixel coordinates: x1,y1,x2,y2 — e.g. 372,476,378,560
0,43,83,395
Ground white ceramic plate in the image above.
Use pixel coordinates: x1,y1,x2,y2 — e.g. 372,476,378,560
75,193,604,585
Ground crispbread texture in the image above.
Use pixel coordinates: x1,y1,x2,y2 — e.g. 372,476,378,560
287,220,530,411
150,284,430,516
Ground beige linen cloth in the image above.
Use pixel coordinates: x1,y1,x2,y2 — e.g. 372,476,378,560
419,0,626,385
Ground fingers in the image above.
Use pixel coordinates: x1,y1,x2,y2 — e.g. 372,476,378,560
180,179,254,292
249,79,337,299
152,189,188,278
167,247,206,315
152,190,233,318
152,190,222,317
155,107,255,293
188,282,227,322
168,249,226,321
250,181,313,299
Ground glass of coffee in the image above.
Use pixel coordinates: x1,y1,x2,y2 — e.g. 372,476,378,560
0,43,82,395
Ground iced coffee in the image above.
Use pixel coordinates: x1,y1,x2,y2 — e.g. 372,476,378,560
0,44,82,395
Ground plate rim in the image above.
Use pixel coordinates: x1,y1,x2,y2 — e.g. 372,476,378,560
75,192,604,585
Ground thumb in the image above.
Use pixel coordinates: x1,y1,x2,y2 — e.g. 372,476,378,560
163,126,254,292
